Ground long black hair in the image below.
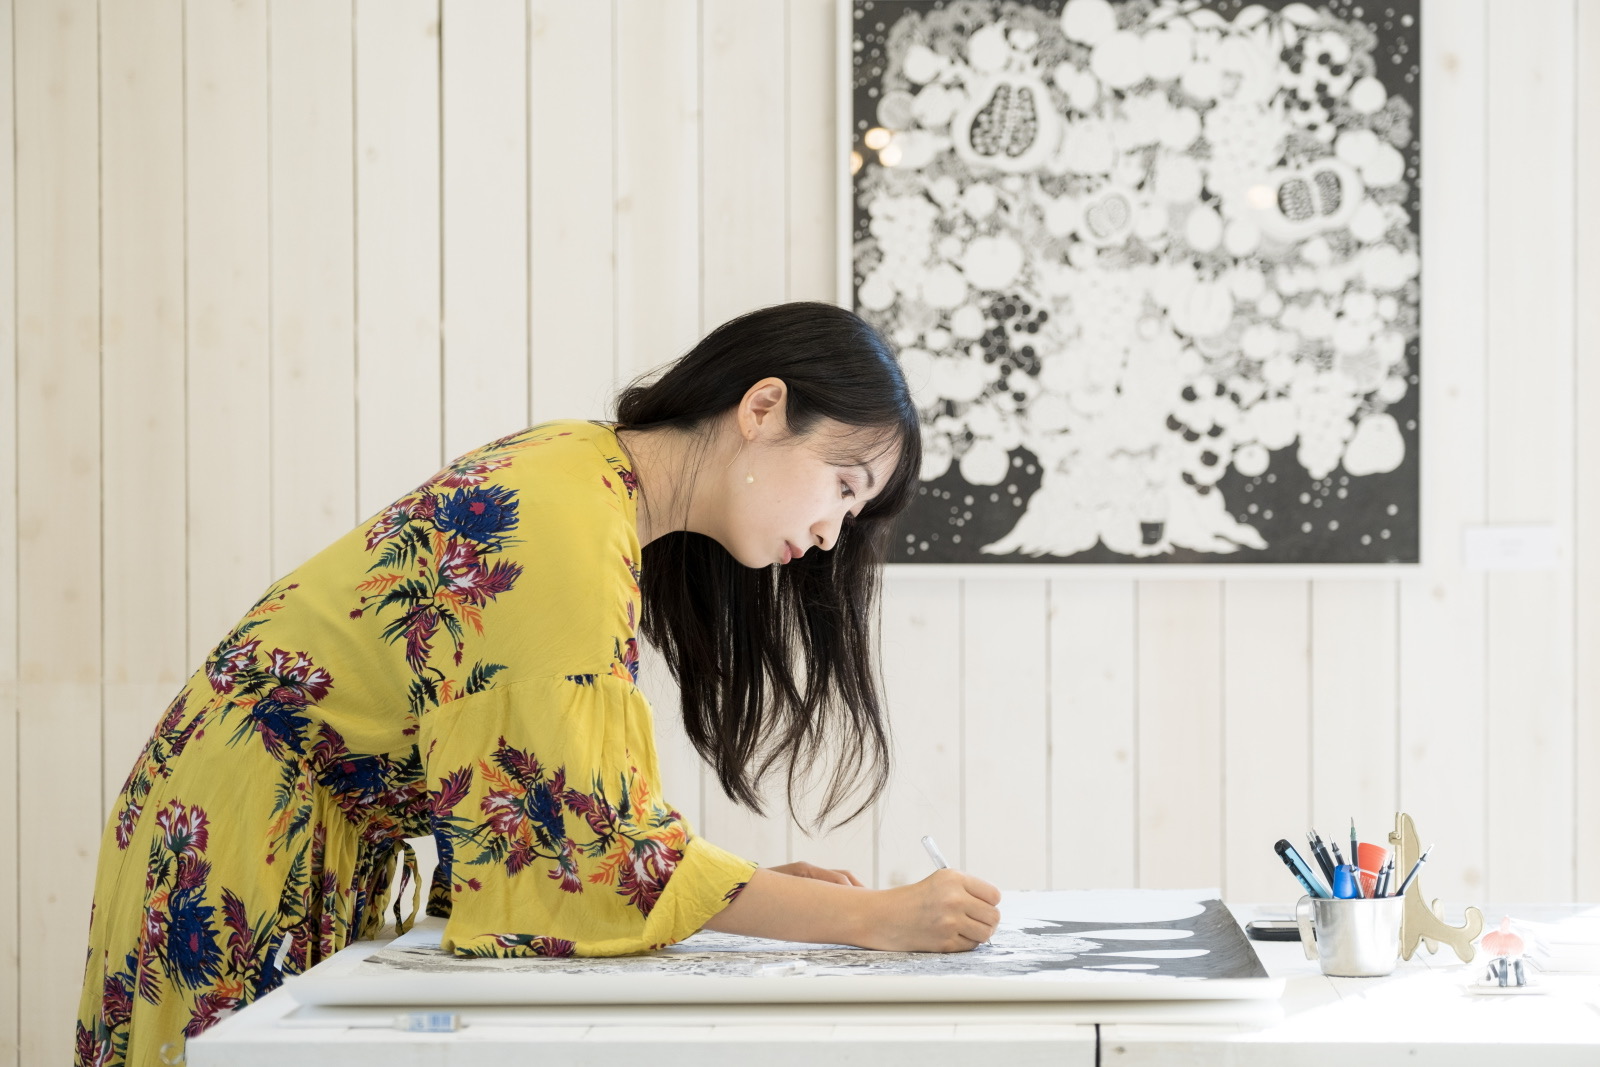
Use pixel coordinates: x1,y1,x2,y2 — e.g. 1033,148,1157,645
612,301,921,831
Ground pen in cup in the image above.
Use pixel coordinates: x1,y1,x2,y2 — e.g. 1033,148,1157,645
1374,856,1394,897
1308,829,1337,884
1275,839,1331,898
1394,844,1433,897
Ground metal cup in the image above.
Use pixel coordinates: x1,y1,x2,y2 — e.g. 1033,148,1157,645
1294,895,1404,977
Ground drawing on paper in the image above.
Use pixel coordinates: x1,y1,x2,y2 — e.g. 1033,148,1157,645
351,890,1267,983
847,0,1421,564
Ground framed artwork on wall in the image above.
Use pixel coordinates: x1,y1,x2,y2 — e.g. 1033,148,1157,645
840,0,1421,570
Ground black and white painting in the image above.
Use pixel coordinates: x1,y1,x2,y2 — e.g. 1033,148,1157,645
308,890,1270,1002
846,0,1420,564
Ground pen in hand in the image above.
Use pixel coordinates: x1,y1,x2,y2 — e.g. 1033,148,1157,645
921,835,950,870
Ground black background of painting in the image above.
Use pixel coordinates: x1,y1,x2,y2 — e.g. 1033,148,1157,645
1013,897,1271,979
851,0,1422,564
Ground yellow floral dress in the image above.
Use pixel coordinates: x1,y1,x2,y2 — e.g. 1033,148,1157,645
75,419,757,1066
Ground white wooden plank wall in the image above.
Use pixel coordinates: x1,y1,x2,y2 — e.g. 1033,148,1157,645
1398,0,1489,902
14,2,102,1064
1577,0,1600,901
1483,0,1577,902
0,3,16,1058
1,1,1596,1062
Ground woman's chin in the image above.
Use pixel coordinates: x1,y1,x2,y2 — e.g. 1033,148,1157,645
722,543,773,569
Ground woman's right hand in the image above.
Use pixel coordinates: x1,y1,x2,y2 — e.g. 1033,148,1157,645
858,868,1003,952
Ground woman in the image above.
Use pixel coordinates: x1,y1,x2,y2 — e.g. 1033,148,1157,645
75,301,1001,1066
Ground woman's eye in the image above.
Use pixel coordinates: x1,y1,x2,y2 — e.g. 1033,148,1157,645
841,482,855,499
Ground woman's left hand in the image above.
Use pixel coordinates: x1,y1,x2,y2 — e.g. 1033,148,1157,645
767,860,864,887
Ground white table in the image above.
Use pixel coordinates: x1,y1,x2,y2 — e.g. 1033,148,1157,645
187,905,1600,1066
1103,903,1600,1066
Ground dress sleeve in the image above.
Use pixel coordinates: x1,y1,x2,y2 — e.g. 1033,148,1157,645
419,675,756,957
412,451,756,957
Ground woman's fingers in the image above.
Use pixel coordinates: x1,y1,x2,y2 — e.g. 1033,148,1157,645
964,875,1002,907
958,917,996,945
775,860,856,885
965,901,1001,928
803,864,851,885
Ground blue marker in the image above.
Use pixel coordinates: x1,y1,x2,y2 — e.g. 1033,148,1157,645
1332,864,1361,899
1275,839,1331,898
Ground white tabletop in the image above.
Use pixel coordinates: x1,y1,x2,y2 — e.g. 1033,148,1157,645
1101,904,1600,1066
186,904,1600,1067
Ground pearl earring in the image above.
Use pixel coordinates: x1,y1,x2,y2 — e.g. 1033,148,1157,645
746,472,755,484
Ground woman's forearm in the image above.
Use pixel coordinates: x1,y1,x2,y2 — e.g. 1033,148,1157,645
702,865,1004,953
702,867,877,945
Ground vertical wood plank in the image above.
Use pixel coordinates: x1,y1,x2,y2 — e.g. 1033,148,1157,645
355,0,443,520
700,0,787,321
1048,580,1137,889
615,0,701,382
15,0,101,1056
783,0,875,882
100,0,189,805
1398,0,1488,904
877,580,962,887
529,0,615,423
1222,581,1310,901
1484,0,1577,902
1577,0,1600,901
787,0,835,307
615,0,704,833
695,0,790,866
441,0,528,460
187,0,274,663
269,0,358,573
1309,583,1398,862
0,0,17,1054
962,581,1048,888
1136,582,1222,888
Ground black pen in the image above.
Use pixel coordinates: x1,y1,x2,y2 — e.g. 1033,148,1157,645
1394,844,1434,897
1308,829,1337,883
1374,856,1394,897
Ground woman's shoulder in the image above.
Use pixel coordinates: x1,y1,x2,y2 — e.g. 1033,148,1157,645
439,419,638,531
437,420,623,487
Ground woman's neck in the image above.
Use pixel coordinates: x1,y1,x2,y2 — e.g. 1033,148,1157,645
614,424,728,548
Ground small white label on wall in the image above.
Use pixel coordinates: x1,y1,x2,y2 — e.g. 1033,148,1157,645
1462,525,1562,571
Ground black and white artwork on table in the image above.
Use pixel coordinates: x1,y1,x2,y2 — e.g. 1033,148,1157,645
845,0,1420,565
291,890,1279,1005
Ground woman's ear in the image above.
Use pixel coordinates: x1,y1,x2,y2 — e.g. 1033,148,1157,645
739,378,788,440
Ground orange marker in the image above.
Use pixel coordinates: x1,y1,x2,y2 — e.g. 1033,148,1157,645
1356,841,1389,898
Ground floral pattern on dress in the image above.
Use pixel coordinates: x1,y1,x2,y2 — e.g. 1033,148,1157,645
352,429,574,721
108,581,309,854
77,797,281,1063
430,735,687,920
460,933,576,959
